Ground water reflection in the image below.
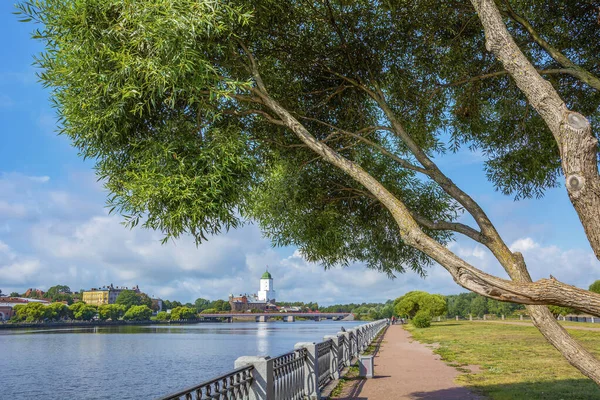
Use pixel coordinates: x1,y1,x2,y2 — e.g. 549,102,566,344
0,320,362,400
256,322,269,355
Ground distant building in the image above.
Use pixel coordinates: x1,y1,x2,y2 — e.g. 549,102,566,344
229,269,277,312
0,297,51,320
23,288,45,298
257,271,276,302
151,298,163,313
82,284,141,306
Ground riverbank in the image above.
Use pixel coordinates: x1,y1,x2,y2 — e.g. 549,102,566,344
0,318,207,329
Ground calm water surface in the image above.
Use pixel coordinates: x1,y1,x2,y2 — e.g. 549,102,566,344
0,321,362,399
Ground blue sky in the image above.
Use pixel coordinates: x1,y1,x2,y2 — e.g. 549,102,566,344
0,3,598,304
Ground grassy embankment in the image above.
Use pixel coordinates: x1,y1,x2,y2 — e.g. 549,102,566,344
406,321,600,400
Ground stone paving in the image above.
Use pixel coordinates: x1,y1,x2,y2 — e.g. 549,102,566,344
332,325,483,400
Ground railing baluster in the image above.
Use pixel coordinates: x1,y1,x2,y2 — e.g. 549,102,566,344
156,319,389,400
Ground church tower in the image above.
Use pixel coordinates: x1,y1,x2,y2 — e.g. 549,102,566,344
257,269,276,303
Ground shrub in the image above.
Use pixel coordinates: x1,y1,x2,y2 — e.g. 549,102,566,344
123,305,152,321
156,311,170,321
170,306,196,320
412,310,431,328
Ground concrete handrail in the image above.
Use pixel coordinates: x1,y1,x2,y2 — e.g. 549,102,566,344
156,319,388,400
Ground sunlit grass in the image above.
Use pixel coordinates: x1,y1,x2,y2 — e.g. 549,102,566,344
406,321,600,399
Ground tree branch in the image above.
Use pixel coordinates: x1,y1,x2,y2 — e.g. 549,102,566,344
472,0,600,259
255,85,600,318
430,68,574,97
296,115,429,175
411,213,487,244
337,75,534,283
222,109,285,126
499,0,600,91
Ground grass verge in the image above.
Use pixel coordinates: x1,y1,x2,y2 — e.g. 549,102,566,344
406,321,600,400
329,366,360,398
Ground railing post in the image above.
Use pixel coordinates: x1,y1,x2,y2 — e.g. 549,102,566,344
360,326,367,351
347,329,358,359
339,331,351,367
234,356,274,400
324,335,340,380
294,342,321,400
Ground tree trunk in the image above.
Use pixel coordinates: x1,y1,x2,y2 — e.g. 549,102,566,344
472,0,600,260
471,0,600,385
246,32,600,384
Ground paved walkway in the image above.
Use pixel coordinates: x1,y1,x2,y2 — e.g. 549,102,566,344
333,325,482,400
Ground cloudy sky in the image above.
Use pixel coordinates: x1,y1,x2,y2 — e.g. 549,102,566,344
1,4,598,305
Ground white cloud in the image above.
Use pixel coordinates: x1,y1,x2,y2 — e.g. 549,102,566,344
510,237,538,252
455,244,487,260
0,240,14,258
0,260,41,285
0,241,41,285
0,200,27,218
1,168,599,304
29,175,50,183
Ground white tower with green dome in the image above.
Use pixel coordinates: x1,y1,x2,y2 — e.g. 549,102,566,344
257,268,276,302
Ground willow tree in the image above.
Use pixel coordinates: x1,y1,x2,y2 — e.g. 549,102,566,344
18,0,600,382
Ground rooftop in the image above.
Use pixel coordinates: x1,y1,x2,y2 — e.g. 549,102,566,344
261,270,272,279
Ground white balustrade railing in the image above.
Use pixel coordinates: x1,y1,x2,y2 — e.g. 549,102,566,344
156,365,254,400
273,348,307,400
157,319,389,400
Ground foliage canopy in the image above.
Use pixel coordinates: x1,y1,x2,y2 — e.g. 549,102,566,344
19,0,599,277
16,0,600,382
394,291,447,318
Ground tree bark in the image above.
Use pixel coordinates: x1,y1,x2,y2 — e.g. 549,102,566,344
471,0,600,385
471,0,600,261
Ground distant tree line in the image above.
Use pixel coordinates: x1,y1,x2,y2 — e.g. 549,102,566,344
320,302,394,320
5,285,79,304
445,292,524,318
161,298,231,313
6,279,600,324
10,289,156,323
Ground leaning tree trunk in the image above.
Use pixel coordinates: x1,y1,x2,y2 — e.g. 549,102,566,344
471,0,600,261
471,0,600,384
243,27,600,385
257,82,600,385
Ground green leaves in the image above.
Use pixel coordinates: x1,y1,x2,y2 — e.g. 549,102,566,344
123,305,153,321
20,0,255,244
19,0,598,278
394,291,447,318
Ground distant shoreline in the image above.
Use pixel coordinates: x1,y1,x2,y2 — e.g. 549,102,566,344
0,316,359,330
0,319,211,330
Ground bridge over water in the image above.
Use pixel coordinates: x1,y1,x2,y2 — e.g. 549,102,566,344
198,312,353,322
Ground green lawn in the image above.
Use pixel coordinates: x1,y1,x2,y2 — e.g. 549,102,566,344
406,321,600,400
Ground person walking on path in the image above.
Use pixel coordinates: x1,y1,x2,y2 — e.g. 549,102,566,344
332,325,482,400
